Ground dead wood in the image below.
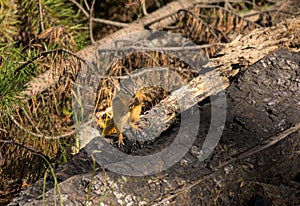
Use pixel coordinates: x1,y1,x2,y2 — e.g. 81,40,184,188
111,16,300,144
8,47,300,206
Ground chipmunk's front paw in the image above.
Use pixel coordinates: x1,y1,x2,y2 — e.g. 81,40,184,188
129,122,139,129
129,122,143,137
117,133,125,147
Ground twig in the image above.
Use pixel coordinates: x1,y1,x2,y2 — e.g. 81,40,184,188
89,0,96,44
87,43,226,53
141,0,148,16
39,0,45,32
0,128,8,133
70,0,128,28
92,18,129,28
83,0,90,11
70,0,89,17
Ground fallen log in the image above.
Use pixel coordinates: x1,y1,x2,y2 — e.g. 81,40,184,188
8,46,300,206
106,17,300,144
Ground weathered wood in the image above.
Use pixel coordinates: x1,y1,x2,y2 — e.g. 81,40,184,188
207,17,300,77
120,17,300,143
124,69,229,142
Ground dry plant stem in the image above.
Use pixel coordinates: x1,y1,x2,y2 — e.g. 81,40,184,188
196,4,262,28
92,43,226,52
141,0,148,15
39,0,45,32
83,0,90,10
69,0,89,16
153,121,300,205
14,48,87,75
0,140,49,160
69,0,129,28
89,0,96,44
0,128,8,133
181,9,219,39
95,107,112,118
8,111,76,140
92,18,129,27
23,109,42,135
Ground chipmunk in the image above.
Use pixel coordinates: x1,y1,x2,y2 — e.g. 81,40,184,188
102,87,168,147
103,90,147,147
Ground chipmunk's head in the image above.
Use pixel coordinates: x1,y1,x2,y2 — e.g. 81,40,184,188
129,90,147,111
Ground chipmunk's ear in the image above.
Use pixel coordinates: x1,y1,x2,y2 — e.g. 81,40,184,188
134,90,149,101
